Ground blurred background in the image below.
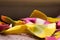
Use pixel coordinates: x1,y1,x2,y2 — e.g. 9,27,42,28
0,0,60,19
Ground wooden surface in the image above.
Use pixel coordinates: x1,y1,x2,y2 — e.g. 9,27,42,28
0,34,41,40
0,35,36,40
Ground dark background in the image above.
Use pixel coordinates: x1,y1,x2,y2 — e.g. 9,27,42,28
0,0,60,20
